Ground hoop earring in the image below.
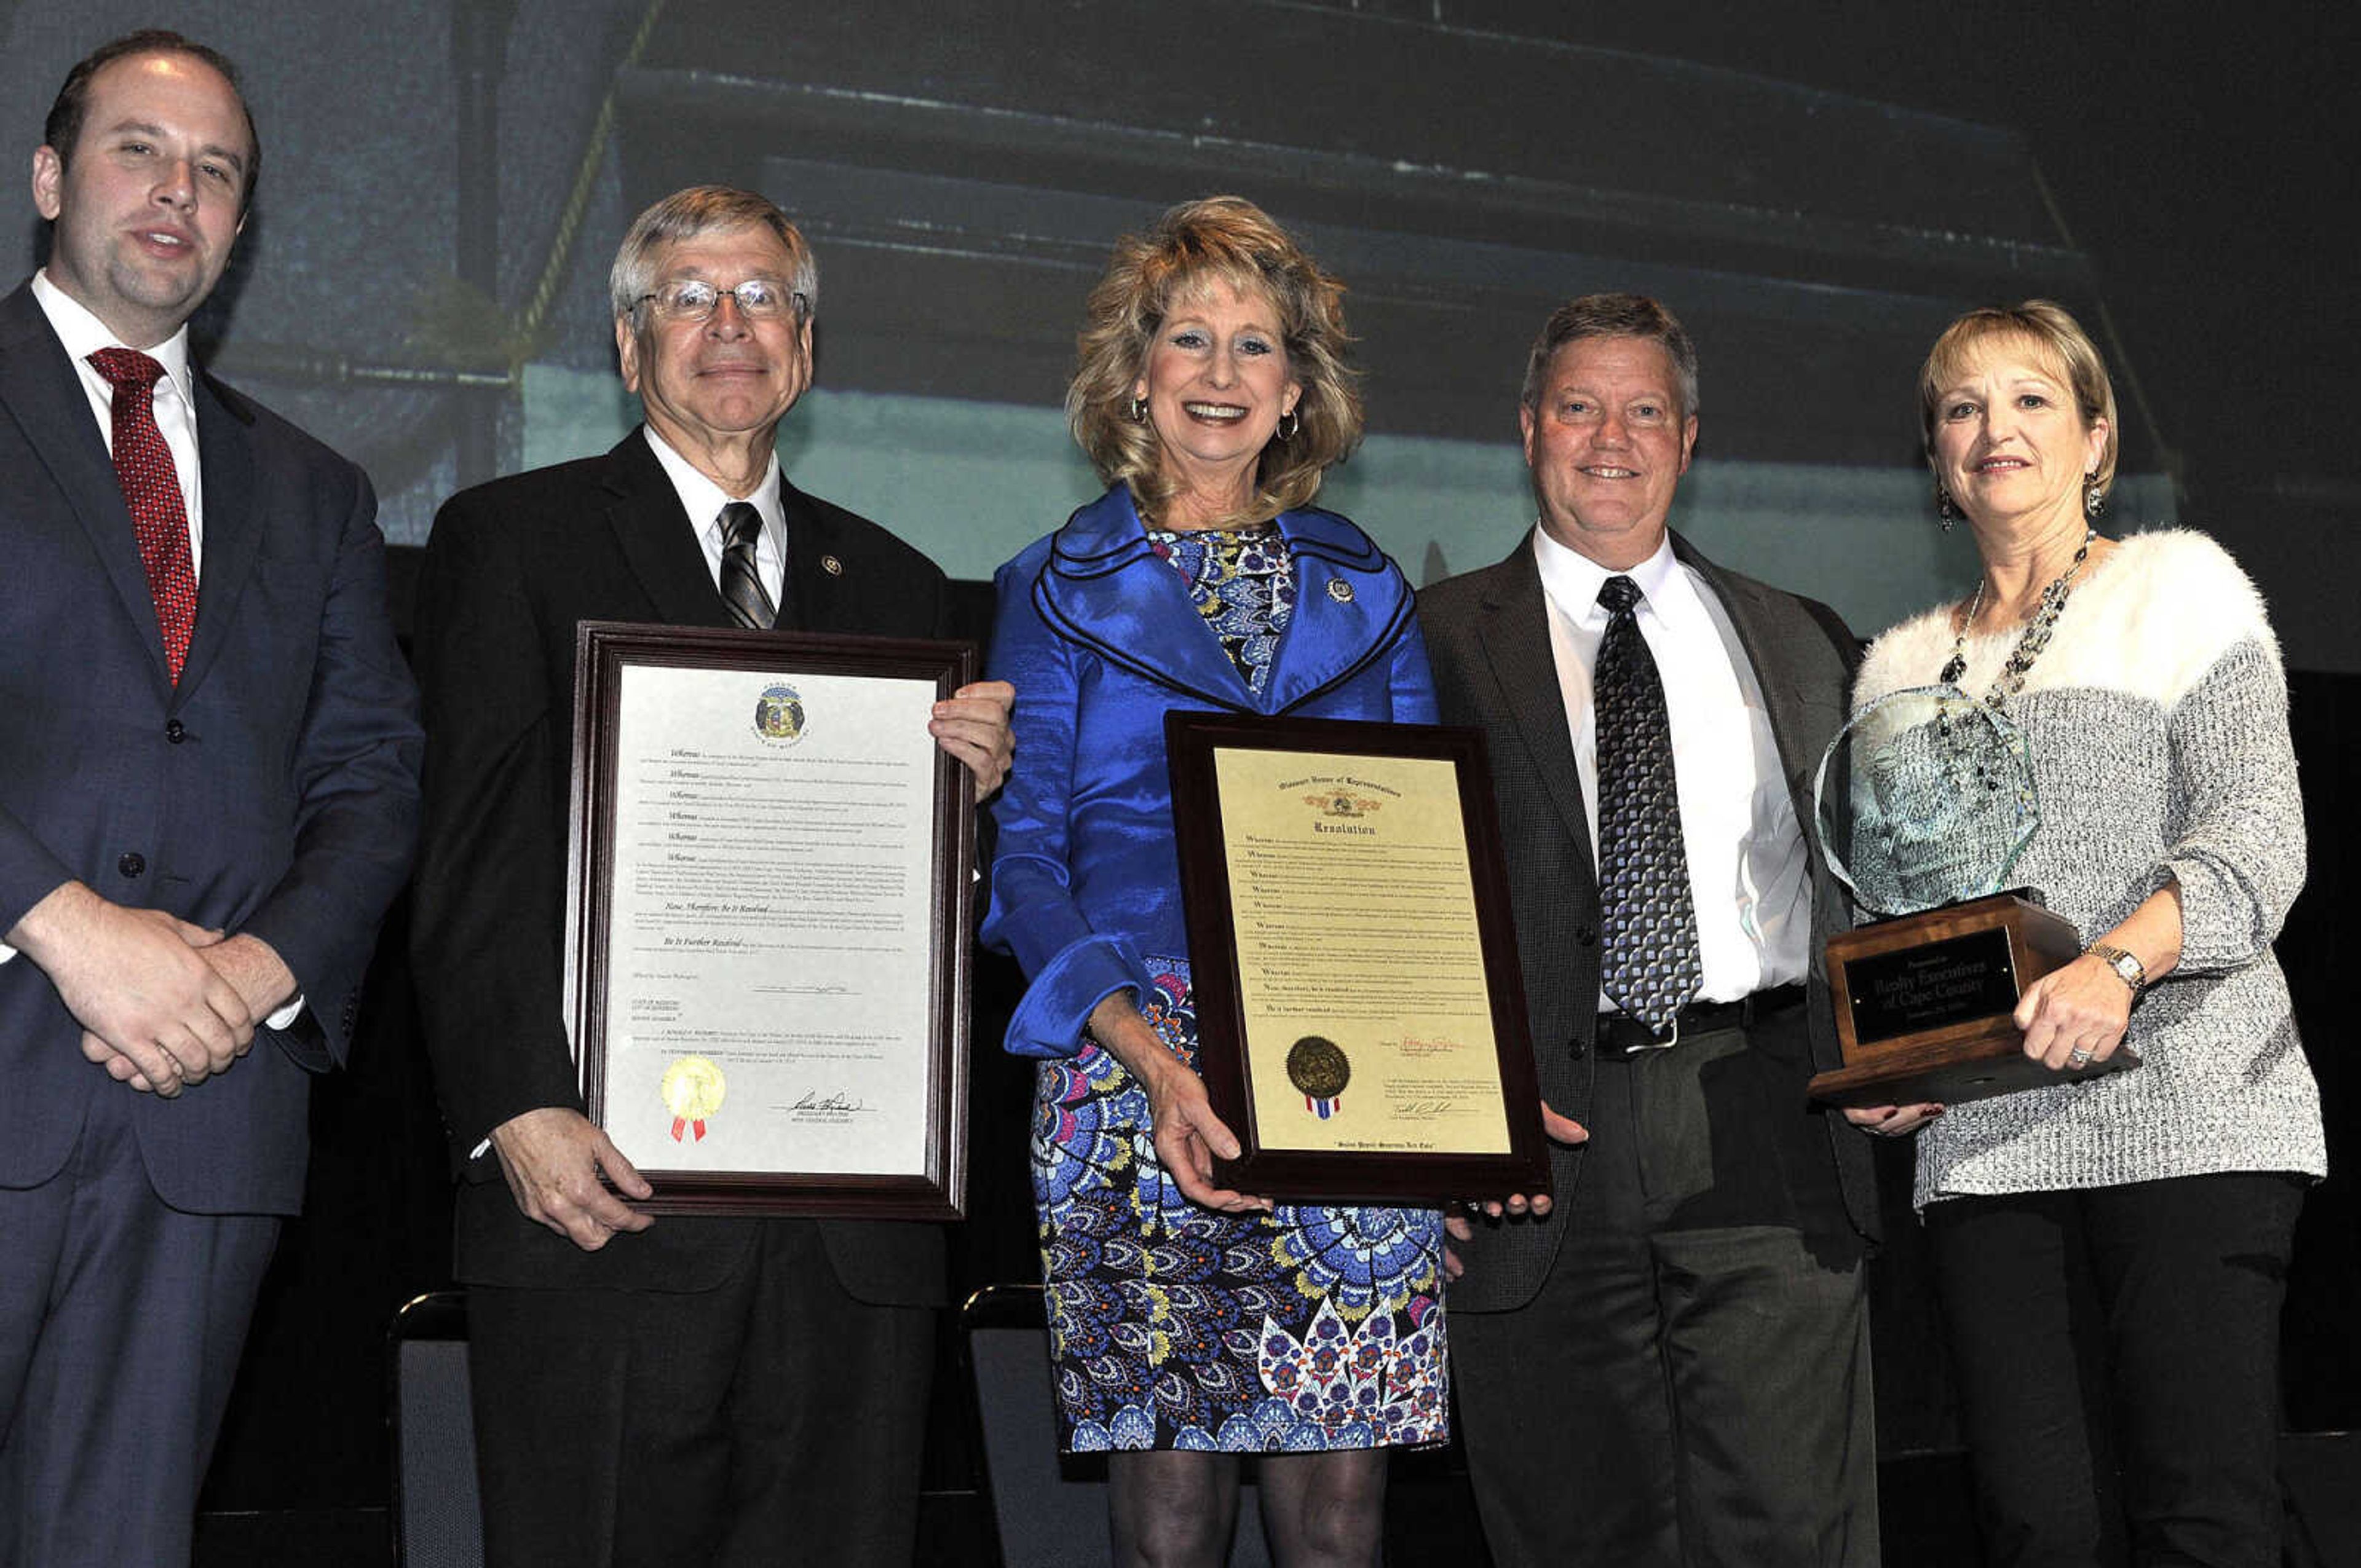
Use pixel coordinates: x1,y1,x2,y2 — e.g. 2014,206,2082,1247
1275,409,1299,443
2083,470,2105,519
1935,484,1954,532
1126,395,1148,424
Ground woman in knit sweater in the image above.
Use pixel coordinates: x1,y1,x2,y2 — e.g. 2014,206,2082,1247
1847,301,2324,1567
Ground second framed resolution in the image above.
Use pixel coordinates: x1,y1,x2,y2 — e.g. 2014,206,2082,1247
1166,712,1549,1205
563,622,973,1219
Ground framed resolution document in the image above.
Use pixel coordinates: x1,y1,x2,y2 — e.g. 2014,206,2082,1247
1165,712,1549,1205
563,622,973,1219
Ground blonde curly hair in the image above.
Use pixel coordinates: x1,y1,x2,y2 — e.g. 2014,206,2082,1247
1066,196,1362,527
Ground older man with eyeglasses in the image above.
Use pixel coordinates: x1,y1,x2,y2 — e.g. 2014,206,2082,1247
409,186,1013,1568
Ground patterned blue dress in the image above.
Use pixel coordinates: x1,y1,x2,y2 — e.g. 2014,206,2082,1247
1029,526,1449,1453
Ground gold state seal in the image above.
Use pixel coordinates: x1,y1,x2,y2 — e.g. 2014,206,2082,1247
661,1055,727,1143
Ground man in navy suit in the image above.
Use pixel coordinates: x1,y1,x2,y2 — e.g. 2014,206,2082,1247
411,186,1010,1568
0,31,421,1566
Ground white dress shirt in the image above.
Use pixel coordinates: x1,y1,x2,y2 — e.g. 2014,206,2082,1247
1532,527,1812,1009
641,424,787,605
31,269,207,577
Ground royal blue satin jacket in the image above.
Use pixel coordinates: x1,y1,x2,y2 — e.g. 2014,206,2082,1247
983,485,1439,1058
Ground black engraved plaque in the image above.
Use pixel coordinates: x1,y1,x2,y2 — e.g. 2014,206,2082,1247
1845,927,2019,1046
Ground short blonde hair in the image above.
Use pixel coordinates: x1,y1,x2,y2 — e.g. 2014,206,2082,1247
1919,300,2119,496
1066,197,1361,526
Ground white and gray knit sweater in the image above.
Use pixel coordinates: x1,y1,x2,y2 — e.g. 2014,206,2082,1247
1853,529,2327,1207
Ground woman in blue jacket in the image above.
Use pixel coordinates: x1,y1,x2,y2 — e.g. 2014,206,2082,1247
984,197,1443,1567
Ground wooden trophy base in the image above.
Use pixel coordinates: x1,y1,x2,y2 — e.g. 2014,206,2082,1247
1808,891,2142,1108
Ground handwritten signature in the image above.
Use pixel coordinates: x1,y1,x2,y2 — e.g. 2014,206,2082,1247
791,1089,872,1114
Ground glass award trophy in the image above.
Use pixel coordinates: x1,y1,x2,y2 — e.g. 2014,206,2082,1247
1806,686,2140,1107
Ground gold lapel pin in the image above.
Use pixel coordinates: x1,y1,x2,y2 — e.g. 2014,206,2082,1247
820,554,844,577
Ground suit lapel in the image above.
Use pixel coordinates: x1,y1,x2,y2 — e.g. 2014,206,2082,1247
778,478,847,635
1474,535,1596,874
1035,490,1256,710
0,285,174,690
176,373,257,700
600,431,735,629
1260,513,1415,715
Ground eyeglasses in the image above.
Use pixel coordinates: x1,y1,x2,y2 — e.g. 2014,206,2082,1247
635,278,805,323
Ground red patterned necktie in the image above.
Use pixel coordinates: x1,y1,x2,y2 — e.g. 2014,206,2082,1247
89,347,198,682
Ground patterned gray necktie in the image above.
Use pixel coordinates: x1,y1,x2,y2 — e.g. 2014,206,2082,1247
1594,574,1702,1035
718,501,775,629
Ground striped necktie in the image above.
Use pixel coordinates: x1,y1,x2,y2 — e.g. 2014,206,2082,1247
718,500,775,629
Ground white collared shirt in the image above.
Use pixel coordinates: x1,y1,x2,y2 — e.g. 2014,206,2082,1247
31,269,207,577
641,425,787,605
1533,527,1812,1007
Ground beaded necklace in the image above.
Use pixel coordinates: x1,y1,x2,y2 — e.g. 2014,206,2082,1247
1938,527,2097,709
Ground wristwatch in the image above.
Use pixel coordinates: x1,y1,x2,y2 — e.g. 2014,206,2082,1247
2086,942,2147,996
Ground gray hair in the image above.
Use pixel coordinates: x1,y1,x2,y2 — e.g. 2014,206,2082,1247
608,185,817,321
1519,293,1699,422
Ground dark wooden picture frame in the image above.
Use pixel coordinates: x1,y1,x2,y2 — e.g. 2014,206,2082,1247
564,621,973,1218
1165,712,1551,1204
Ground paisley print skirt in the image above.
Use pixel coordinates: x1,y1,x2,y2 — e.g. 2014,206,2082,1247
1030,957,1449,1452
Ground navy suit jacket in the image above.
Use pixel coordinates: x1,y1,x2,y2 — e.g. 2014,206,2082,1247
1418,529,1877,1313
0,282,423,1215
409,430,950,1304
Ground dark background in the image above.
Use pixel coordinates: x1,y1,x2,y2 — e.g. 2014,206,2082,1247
1,0,2352,1558
7,0,2357,659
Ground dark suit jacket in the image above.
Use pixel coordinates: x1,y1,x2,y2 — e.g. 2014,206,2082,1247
1418,529,1876,1314
409,430,947,1304
0,282,422,1215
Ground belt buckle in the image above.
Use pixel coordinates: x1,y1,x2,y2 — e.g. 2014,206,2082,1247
1605,1011,1678,1058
